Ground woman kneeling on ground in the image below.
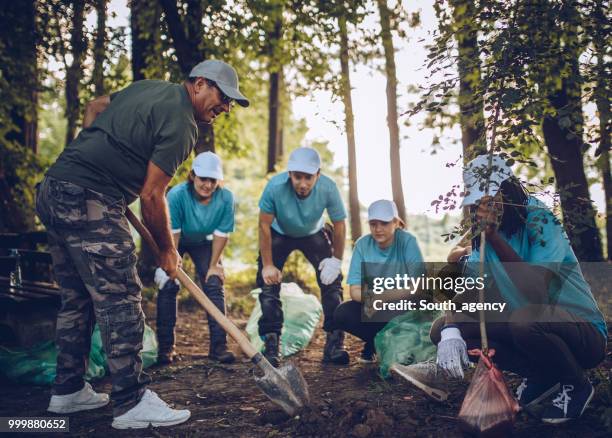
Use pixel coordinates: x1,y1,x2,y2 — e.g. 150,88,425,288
154,152,236,364
414,154,606,424
334,199,425,363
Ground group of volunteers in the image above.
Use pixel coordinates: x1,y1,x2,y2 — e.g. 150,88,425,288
35,58,606,430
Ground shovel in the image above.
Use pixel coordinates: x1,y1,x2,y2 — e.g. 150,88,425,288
125,208,310,416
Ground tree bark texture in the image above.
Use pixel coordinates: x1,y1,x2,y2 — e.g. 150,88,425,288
267,15,283,174
64,0,87,146
377,0,407,222
92,0,107,96
339,15,362,244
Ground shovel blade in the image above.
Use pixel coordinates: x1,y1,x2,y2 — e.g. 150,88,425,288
252,353,310,416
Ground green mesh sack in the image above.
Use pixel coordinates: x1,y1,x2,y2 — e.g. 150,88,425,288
0,323,158,385
374,310,441,378
0,341,59,385
89,323,158,371
246,283,322,357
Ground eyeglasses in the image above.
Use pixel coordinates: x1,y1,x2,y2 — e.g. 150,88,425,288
206,79,233,106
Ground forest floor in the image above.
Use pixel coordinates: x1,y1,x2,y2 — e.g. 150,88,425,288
1,301,610,438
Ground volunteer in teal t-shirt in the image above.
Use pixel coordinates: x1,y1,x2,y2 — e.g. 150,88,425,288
256,147,349,367
334,199,425,362
429,154,607,424
154,152,236,365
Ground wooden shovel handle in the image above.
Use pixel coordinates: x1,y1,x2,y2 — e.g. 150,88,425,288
125,208,258,359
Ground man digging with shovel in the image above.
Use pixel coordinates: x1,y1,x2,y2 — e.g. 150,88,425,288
256,147,350,367
35,60,249,429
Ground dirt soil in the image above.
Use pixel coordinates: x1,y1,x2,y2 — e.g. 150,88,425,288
1,304,610,438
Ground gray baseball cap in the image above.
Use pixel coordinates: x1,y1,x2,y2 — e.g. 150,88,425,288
189,60,250,107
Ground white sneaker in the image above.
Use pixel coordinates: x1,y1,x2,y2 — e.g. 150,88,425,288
111,389,191,429
48,382,110,414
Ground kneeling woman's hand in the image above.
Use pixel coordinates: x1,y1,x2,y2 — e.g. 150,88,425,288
206,264,225,283
436,326,470,378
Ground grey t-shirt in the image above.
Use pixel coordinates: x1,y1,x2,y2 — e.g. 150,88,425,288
47,80,198,203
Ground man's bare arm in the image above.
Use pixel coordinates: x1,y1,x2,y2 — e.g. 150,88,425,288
83,95,110,128
259,212,275,267
140,161,179,277
331,220,346,260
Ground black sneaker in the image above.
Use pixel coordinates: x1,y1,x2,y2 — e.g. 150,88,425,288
157,349,177,365
541,381,595,424
515,377,560,409
357,341,376,364
209,343,236,364
322,330,350,365
263,333,281,368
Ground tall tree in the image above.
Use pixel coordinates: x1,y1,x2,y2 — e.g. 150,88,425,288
376,0,406,222
0,0,39,232
450,0,485,162
130,0,161,81
338,14,362,243
266,9,283,174
591,0,611,259
92,0,107,96
534,1,603,261
159,0,215,153
61,0,88,145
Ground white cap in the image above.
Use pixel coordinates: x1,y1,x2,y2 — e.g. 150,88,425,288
461,154,514,206
192,152,223,180
368,199,400,222
287,147,321,175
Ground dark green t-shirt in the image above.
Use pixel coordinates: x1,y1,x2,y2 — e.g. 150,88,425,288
47,80,197,203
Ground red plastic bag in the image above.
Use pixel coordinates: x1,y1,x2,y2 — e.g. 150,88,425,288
458,349,519,437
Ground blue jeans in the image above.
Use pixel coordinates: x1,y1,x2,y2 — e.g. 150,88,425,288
156,241,227,352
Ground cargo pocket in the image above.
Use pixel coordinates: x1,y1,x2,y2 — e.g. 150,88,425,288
98,303,144,358
82,241,142,294
48,179,88,228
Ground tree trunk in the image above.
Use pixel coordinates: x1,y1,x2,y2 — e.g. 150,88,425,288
542,83,603,262
267,15,282,174
339,15,362,244
267,70,281,173
600,149,612,260
92,0,107,96
541,2,603,262
376,0,406,222
130,0,160,81
593,0,611,260
0,0,38,232
159,0,201,74
64,0,87,146
159,0,214,153
195,122,215,154
450,0,485,163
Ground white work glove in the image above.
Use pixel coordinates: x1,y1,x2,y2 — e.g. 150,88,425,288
436,326,470,379
154,267,179,290
318,257,342,285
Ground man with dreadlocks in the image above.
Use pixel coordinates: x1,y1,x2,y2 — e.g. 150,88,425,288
395,154,607,424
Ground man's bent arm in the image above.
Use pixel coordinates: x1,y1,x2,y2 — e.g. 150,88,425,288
332,220,346,260
259,212,275,267
83,95,110,128
140,161,175,267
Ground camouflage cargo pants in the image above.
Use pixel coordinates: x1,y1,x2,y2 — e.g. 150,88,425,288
35,176,150,416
